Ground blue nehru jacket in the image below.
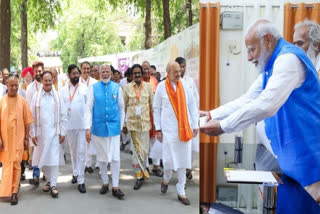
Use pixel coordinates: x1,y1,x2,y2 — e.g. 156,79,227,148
262,38,320,187
91,81,121,137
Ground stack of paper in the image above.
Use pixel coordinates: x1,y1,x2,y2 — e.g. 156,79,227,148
225,170,278,184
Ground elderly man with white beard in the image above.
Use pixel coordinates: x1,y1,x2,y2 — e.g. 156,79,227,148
293,19,320,77
200,19,320,212
85,64,125,200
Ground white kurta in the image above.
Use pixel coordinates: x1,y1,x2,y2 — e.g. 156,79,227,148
0,84,7,98
26,80,42,105
30,89,67,168
315,53,320,76
85,82,125,163
153,80,198,171
80,76,98,156
60,83,88,182
210,53,306,156
183,75,200,153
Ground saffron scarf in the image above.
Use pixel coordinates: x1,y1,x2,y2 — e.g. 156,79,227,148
35,88,60,137
165,78,193,142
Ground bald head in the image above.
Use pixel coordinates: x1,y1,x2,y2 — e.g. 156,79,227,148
166,61,181,83
7,75,19,97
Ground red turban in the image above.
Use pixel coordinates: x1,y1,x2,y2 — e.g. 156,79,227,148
22,67,34,77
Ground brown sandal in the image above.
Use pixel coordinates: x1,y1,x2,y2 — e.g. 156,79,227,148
186,169,193,180
152,168,163,177
50,186,59,198
43,182,51,192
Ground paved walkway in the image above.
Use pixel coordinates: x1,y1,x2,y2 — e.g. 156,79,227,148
0,147,199,214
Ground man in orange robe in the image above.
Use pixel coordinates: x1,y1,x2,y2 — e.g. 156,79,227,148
0,74,33,205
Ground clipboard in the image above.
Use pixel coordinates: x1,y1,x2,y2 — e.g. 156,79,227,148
224,170,279,185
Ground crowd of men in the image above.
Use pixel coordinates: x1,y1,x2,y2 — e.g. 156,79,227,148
0,56,200,206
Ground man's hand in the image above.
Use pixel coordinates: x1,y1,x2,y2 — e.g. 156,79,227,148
86,129,91,143
200,120,224,136
0,138,4,152
156,130,162,142
122,127,128,134
32,137,38,146
199,110,210,118
24,138,29,150
193,129,199,137
59,135,65,144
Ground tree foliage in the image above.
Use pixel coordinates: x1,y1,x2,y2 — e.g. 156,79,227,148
10,0,62,68
52,0,125,71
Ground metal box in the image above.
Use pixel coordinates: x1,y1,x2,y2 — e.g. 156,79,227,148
220,11,243,30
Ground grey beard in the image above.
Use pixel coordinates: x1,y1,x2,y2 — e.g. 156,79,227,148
307,45,317,66
256,46,271,74
102,77,111,84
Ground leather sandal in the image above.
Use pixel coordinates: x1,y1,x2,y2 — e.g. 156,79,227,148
186,169,193,180
43,182,51,192
50,186,59,198
152,168,163,177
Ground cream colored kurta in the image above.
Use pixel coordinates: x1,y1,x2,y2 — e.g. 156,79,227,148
153,79,198,171
30,89,67,168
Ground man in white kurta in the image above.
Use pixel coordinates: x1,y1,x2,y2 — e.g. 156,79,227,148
30,71,67,198
26,61,44,185
60,64,87,193
153,62,198,205
85,64,125,200
80,61,98,173
175,57,199,180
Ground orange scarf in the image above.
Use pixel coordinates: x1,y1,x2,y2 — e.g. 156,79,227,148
165,78,193,142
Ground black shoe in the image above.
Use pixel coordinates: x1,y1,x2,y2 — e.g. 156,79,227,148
71,175,78,184
133,178,143,190
100,184,109,194
21,174,26,181
42,175,46,181
85,167,94,173
112,188,125,200
148,158,153,164
29,177,39,186
11,194,18,205
78,183,86,193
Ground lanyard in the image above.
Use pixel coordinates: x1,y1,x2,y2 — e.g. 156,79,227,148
35,81,39,91
133,82,143,101
81,77,89,86
68,82,79,102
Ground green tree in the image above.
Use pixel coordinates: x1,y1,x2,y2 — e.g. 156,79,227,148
0,0,11,70
53,2,124,71
10,0,62,69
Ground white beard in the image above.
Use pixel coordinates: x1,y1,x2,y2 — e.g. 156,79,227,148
102,77,111,84
253,46,271,74
307,45,318,67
